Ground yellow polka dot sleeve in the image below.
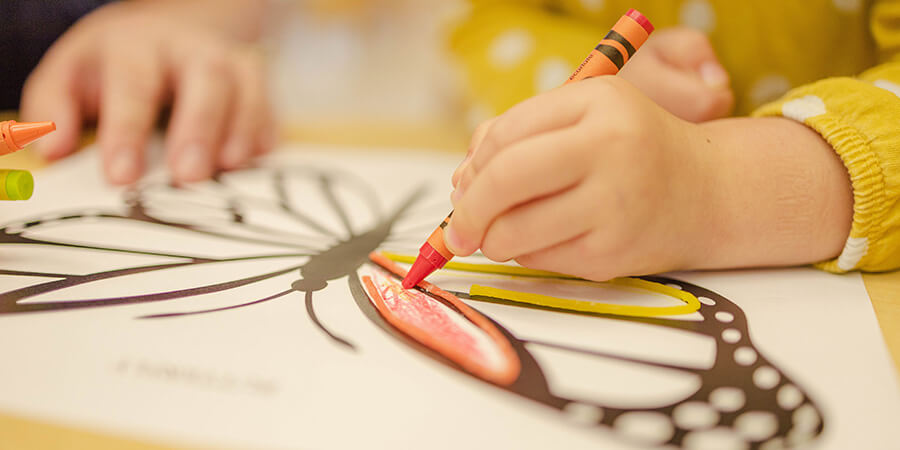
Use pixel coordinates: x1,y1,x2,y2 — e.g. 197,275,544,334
753,2,900,273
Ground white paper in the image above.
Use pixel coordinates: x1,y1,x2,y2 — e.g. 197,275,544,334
0,146,897,449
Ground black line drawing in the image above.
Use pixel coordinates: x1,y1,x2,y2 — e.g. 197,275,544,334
0,164,824,448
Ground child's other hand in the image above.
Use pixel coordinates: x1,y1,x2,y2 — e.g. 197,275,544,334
445,77,709,280
19,0,274,185
619,27,733,123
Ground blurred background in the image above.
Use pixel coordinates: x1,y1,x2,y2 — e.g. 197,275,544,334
267,0,472,151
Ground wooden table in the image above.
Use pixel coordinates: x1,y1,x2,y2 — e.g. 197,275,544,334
1,121,897,449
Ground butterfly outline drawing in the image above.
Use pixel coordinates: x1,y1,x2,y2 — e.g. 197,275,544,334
0,161,825,449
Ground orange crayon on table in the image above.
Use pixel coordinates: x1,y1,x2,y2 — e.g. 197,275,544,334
0,120,56,201
1,120,56,156
401,9,654,290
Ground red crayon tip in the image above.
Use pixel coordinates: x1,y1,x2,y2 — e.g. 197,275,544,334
626,8,654,34
402,258,437,289
401,241,450,289
1,120,57,156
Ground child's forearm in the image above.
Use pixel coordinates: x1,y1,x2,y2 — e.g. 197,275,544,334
694,117,853,269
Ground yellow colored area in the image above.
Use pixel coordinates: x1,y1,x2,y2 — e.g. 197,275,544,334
379,251,578,279
0,411,187,450
379,251,701,317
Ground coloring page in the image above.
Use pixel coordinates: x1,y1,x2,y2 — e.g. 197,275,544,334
0,146,897,449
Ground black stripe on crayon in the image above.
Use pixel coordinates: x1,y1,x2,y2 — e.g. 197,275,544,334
604,30,636,57
440,211,453,228
595,44,624,69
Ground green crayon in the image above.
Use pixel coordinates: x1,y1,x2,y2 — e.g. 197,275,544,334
0,169,34,201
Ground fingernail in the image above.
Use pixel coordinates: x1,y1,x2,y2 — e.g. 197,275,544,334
175,145,212,181
699,62,729,88
443,224,466,255
108,151,139,184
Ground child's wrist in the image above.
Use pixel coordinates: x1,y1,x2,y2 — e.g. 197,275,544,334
692,117,852,270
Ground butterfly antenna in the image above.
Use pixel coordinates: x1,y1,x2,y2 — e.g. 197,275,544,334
305,290,355,350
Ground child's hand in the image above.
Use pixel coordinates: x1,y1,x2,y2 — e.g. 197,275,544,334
447,77,705,280
446,77,853,280
19,0,274,185
619,27,733,123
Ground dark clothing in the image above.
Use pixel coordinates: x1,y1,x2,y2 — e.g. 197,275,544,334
0,0,117,110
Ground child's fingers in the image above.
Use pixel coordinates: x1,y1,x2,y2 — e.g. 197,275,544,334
445,128,588,256
97,44,165,184
19,58,85,161
464,84,592,180
453,118,495,188
479,183,596,262
218,49,269,170
513,233,606,281
515,231,627,282
165,56,235,182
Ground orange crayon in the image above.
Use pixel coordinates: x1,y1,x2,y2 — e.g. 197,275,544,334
1,120,57,156
401,9,654,290
567,8,654,84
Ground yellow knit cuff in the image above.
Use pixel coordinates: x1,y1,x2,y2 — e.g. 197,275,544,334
752,78,894,273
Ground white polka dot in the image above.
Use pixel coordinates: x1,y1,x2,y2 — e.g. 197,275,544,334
564,402,604,425
749,75,791,106
791,404,821,435
615,411,675,444
674,401,720,429
873,79,900,98
735,411,778,442
709,387,745,412
715,311,734,323
722,329,741,343
699,296,716,306
837,236,868,271
580,0,606,12
734,347,757,366
777,384,804,410
535,58,572,93
683,427,749,450
832,0,862,12
781,95,826,122
753,366,780,390
680,0,716,33
488,29,535,69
